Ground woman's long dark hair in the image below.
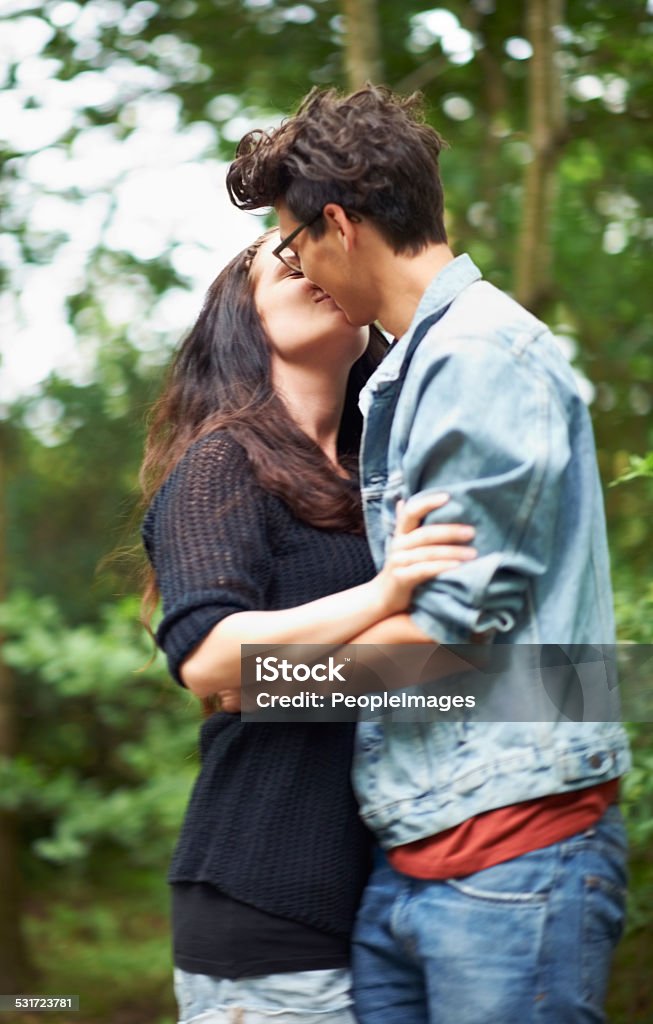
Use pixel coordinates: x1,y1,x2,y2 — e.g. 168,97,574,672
140,232,387,631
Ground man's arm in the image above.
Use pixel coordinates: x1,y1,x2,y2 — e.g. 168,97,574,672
397,335,571,644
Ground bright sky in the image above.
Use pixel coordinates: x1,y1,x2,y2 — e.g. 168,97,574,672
0,3,269,407
0,2,493,408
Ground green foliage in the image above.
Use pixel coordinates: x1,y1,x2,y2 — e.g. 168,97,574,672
610,451,653,486
16,872,175,1024
5,345,164,622
609,717,653,1023
614,575,653,644
611,567,653,1018
622,729,653,853
0,592,197,871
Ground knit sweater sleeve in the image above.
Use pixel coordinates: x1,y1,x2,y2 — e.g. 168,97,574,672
142,431,273,685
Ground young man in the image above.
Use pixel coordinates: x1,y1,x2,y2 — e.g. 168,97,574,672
227,86,630,1024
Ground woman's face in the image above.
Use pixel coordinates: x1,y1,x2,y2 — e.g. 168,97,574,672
251,233,369,371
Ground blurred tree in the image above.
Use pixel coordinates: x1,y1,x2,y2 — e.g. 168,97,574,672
0,425,36,989
341,0,383,87
515,0,566,310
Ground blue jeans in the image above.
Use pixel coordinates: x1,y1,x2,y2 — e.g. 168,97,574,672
352,806,627,1024
173,966,357,1024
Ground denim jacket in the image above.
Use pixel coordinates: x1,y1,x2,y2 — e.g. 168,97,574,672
354,254,631,848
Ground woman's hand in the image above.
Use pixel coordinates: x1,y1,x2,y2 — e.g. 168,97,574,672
371,492,476,617
181,494,475,704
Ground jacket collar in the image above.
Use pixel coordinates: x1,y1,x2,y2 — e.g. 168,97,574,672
369,253,482,389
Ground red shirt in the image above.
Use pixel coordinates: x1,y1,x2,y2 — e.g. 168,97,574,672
387,780,619,879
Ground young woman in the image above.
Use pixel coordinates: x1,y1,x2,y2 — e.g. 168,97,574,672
141,230,476,1024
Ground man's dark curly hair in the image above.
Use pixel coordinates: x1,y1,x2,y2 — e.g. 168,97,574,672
226,85,448,255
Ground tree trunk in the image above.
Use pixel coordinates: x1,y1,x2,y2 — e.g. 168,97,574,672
340,0,383,89
515,0,566,312
0,431,35,990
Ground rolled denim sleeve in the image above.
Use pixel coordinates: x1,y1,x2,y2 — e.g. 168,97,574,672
401,337,572,644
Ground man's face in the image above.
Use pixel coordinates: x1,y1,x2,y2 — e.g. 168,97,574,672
275,201,377,328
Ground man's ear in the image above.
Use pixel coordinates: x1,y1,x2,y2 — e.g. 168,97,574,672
323,203,357,252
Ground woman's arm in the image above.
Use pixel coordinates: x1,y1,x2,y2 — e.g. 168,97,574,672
346,612,432,645
180,493,475,701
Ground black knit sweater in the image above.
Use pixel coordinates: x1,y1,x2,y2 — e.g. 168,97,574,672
142,431,376,938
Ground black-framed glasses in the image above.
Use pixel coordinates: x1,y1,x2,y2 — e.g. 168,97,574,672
272,210,324,273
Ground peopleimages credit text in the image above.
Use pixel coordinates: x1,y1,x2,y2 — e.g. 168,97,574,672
239,644,649,723
256,689,476,711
